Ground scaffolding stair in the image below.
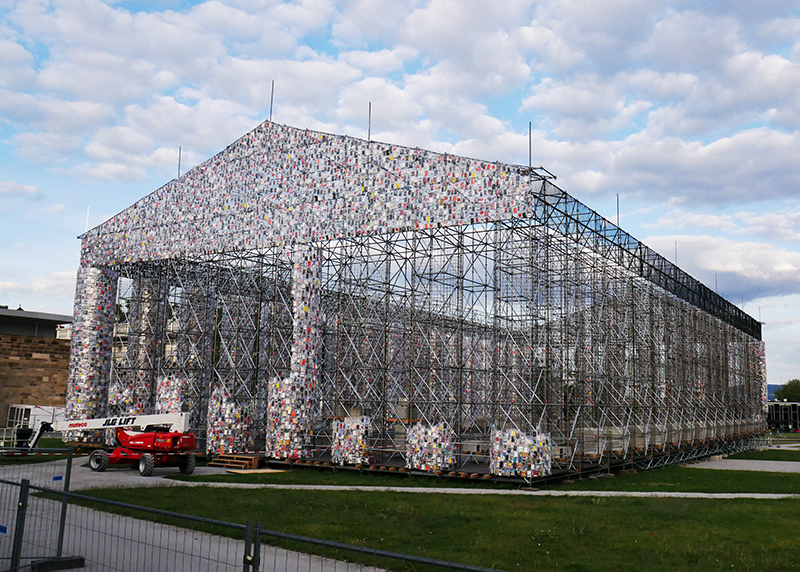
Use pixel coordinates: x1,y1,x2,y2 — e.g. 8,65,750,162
208,454,263,470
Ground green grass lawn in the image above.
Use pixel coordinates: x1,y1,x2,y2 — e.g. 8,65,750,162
77,484,800,572
36,437,68,448
0,438,97,464
169,466,522,488
767,433,800,445
558,465,800,494
169,462,800,494
728,449,800,462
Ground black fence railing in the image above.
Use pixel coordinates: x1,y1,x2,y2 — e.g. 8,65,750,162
0,449,508,572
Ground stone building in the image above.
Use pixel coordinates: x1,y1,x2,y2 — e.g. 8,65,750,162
0,308,72,425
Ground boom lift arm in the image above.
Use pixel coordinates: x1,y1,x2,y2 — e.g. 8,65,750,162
49,412,190,434
30,412,197,477
25,412,190,449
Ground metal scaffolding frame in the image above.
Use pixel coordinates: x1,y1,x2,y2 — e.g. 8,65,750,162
67,121,766,478
105,213,764,474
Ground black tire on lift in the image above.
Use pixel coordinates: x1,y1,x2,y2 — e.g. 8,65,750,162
139,453,155,476
89,450,109,472
178,453,196,475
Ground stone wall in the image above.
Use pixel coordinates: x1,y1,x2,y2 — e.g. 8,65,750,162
0,335,70,425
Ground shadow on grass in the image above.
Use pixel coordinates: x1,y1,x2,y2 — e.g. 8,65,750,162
168,462,800,495
74,483,800,572
727,449,800,462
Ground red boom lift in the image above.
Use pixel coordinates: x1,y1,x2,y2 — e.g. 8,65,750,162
37,412,197,476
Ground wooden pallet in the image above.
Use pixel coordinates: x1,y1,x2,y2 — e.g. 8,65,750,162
208,454,263,470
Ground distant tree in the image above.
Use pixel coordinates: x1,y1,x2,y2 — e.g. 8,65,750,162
774,379,800,402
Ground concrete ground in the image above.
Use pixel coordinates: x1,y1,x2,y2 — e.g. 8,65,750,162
0,457,230,490
3,449,798,571
7,493,383,572
37,448,800,499
0,460,383,572
689,457,800,474
7,445,800,494
68,459,231,490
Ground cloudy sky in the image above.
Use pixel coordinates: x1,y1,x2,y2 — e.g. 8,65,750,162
1,0,799,384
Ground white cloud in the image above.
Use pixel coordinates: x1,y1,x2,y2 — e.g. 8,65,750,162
515,23,583,71
650,209,738,232
2,0,800,383
396,0,534,98
624,70,698,100
523,75,622,117
643,206,800,244
331,0,411,48
0,270,77,312
338,48,415,75
0,38,35,88
24,203,66,219
402,0,532,60
598,128,800,205
651,51,800,134
642,10,743,71
522,74,652,139
68,161,149,182
737,209,800,242
0,180,40,199
37,49,179,104
336,77,422,131
644,234,800,300
0,89,113,133
750,292,800,384
11,132,84,166
264,0,336,36
532,0,665,68
86,126,154,158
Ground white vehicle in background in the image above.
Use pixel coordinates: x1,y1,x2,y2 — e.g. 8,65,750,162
1,404,66,448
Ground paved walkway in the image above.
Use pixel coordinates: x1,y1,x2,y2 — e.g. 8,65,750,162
1,491,383,572
17,455,793,500
6,452,800,501
0,464,383,572
165,482,799,499
689,458,800,473
4,453,799,571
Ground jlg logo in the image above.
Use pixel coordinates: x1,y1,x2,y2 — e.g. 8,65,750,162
102,416,137,427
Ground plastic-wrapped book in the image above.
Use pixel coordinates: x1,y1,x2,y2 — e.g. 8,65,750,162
332,416,371,465
490,425,552,479
406,422,455,472
206,384,252,455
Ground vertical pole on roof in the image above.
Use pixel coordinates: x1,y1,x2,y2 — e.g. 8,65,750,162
269,80,275,122
178,146,182,178
616,194,620,227
368,102,372,142
528,121,532,170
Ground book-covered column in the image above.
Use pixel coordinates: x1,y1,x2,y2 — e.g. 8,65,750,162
265,245,322,458
65,265,119,441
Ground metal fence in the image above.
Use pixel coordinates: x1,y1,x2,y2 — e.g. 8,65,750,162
0,450,506,572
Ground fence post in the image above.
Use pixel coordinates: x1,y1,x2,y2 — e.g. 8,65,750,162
243,519,254,572
252,521,262,572
10,479,30,572
56,447,73,558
